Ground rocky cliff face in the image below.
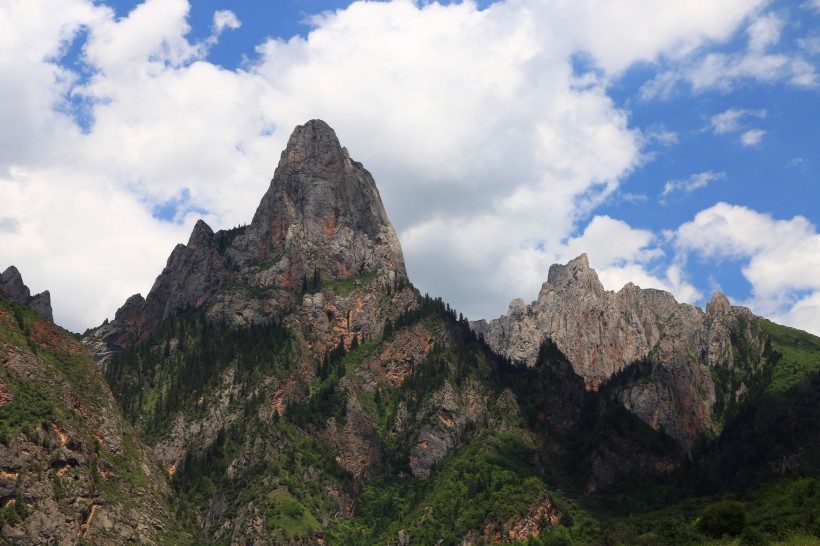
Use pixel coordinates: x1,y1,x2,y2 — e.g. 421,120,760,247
233,119,406,286
0,278,190,544
0,267,52,321
472,254,764,450
85,119,407,360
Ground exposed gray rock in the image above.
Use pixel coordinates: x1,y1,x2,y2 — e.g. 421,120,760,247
0,265,53,321
229,119,407,286
472,254,762,451
84,120,407,360
472,255,706,385
0,265,29,305
408,380,490,479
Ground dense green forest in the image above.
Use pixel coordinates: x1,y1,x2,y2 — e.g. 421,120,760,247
105,310,295,441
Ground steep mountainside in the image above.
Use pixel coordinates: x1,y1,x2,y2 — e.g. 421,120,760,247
0,270,192,544
472,254,769,451
95,121,688,544
75,120,820,545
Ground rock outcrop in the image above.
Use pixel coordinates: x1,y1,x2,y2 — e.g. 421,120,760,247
472,254,763,450
0,266,53,321
0,281,190,544
85,120,407,359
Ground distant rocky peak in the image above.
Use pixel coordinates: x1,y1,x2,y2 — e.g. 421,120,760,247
705,291,755,322
705,290,733,315
187,219,214,249
472,254,771,451
540,253,604,300
0,266,26,299
546,253,591,286
0,265,53,321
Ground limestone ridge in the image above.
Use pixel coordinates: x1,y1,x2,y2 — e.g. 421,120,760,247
0,265,53,321
85,120,407,358
472,254,762,450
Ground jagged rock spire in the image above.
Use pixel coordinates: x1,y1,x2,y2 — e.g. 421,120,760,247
86,120,408,354
234,119,407,284
471,253,763,452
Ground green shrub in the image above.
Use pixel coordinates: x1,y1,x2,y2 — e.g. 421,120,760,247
698,500,746,538
740,526,769,545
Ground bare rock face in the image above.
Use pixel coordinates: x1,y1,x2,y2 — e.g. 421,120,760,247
0,266,53,321
85,120,407,358
473,255,703,387
231,119,406,285
472,254,762,451
463,496,560,544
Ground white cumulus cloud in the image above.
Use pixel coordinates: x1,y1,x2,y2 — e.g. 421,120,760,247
0,0,798,334
641,11,818,97
213,10,240,34
709,108,766,134
675,203,820,334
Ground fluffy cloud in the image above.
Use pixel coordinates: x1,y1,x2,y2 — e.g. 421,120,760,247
522,0,768,74
775,292,820,340
804,0,820,13
708,108,768,147
675,203,820,333
641,11,818,97
747,11,784,53
0,0,791,332
212,10,240,34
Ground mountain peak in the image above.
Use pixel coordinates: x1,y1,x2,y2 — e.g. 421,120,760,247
1,266,24,295
86,120,408,355
706,291,731,315
245,119,407,282
544,253,602,296
0,265,53,321
187,219,214,249
284,119,343,164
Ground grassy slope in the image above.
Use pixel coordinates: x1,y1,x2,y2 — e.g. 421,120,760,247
760,319,820,392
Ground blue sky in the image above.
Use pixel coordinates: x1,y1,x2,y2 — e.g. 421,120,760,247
1,0,818,335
